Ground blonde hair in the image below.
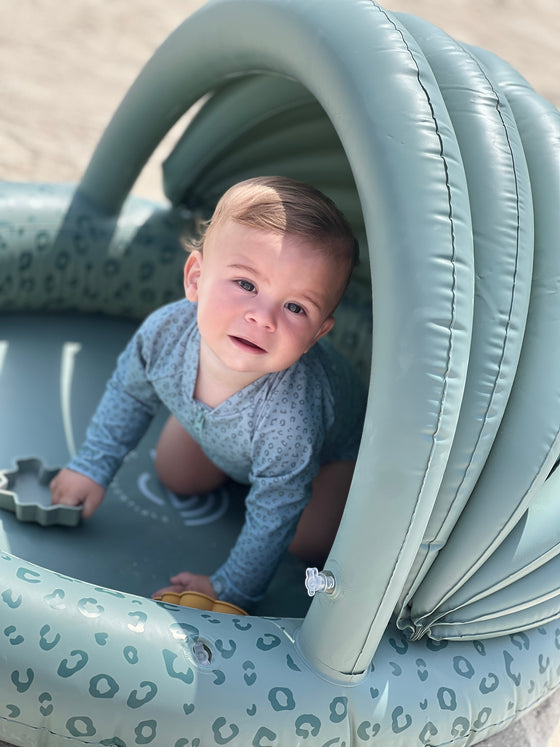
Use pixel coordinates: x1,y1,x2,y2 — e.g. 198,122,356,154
190,176,359,285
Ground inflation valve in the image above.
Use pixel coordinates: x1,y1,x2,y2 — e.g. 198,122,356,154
305,567,336,597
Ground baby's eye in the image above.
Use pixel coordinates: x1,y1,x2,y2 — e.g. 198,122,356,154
237,279,255,292
285,302,304,315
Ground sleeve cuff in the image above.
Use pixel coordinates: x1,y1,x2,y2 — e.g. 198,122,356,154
66,455,116,489
210,569,264,610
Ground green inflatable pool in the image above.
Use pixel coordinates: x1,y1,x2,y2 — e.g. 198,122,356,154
2,1,560,745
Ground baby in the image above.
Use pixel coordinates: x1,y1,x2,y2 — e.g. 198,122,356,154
51,176,367,609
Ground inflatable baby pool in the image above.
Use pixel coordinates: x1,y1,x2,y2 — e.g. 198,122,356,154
2,0,560,745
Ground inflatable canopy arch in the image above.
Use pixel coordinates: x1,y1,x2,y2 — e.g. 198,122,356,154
1,0,560,745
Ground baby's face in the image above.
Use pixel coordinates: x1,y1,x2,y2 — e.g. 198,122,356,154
184,219,344,384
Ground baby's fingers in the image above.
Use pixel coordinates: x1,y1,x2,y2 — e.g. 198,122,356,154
152,573,216,600
151,583,187,598
169,572,196,587
50,481,83,507
152,572,199,599
50,470,105,518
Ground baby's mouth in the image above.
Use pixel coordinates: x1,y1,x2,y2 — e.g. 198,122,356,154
230,335,266,353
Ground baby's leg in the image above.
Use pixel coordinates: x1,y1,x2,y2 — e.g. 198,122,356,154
155,415,227,495
288,460,355,565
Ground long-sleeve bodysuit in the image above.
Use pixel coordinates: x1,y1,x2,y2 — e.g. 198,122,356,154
68,299,367,607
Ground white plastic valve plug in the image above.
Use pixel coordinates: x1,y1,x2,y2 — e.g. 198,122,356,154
305,567,336,597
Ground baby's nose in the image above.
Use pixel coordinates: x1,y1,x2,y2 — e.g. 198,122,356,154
246,301,276,330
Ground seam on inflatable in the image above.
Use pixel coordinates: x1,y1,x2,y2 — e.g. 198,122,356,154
431,48,525,572
0,682,556,747
442,79,560,616
432,407,560,631
356,6,460,667
0,717,96,747
409,60,532,634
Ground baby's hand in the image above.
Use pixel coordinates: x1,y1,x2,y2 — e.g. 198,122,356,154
50,468,105,519
152,572,217,599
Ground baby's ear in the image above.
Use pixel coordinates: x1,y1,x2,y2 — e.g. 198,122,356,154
307,315,335,352
184,251,202,301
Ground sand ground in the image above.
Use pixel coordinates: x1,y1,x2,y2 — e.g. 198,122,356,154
1,1,560,744
2,0,560,203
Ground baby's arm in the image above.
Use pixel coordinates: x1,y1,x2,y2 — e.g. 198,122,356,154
50,468,106,519
152,473,312,607
50,317,164,514
209,468,315,607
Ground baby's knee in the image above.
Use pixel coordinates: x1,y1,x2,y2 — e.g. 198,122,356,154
154,447,186,493
154,433,227,496
288,533,328,566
